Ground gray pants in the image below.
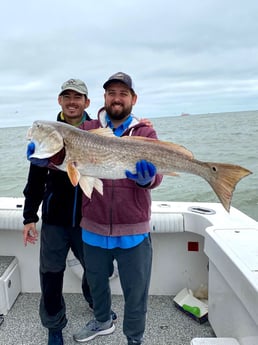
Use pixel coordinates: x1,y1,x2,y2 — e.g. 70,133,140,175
39,222,92,331
83,235,152,344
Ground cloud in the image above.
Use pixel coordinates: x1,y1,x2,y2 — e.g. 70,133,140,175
1,0,258,126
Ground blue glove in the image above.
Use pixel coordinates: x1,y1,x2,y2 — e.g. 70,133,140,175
125,160,156,186
27,141,36,158
26,141,49,167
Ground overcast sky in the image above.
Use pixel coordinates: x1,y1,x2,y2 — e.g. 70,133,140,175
1,0,258,127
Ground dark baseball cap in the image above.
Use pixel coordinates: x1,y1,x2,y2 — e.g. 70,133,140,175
103,72,135,92
59,78,88,96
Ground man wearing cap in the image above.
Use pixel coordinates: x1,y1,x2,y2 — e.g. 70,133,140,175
73,72,163,345
22,79,94,345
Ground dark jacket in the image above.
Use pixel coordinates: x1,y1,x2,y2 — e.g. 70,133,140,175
23,111,91,226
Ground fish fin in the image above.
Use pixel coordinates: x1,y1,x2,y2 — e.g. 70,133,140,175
88,128,115,137
67,162,81,186
124,136,194,159
79,176,103,198
204,162,252,212
92,178,104,195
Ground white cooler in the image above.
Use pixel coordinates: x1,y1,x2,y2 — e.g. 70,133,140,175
0,256,21,315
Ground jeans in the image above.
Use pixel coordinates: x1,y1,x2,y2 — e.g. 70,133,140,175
83,235,152,343
39,222,92,331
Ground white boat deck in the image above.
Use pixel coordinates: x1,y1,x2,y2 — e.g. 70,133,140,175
0,293,215,345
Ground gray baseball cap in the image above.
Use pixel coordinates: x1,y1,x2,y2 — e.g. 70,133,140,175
59,78,88,96
103,72,135,92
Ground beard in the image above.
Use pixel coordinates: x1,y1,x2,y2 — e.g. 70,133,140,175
105,102,133,121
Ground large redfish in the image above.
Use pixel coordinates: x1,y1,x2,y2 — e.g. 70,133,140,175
27,120,252,212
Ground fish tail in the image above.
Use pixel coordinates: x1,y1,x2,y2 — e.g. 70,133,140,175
204,162,252,212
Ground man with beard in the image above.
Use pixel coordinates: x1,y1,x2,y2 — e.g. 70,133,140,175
73,72,163,345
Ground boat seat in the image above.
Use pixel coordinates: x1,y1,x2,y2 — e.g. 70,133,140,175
0,198,186,234
150,212,184,233
191,338,240,344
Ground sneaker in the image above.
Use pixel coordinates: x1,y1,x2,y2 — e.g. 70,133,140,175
48,330,63,345
73,319,115,342
88,305,117,323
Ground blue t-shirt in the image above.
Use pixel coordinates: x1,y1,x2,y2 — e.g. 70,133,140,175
82,113,147,249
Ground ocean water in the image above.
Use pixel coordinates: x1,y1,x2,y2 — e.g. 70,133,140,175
0,111,257,221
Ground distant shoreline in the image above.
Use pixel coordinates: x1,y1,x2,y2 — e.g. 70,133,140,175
1,109,258,128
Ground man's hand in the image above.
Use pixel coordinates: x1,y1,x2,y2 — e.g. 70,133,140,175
23,223,39,246
27,141,36,158
27,142,49,167
125,160,156,186
140,118,153,127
